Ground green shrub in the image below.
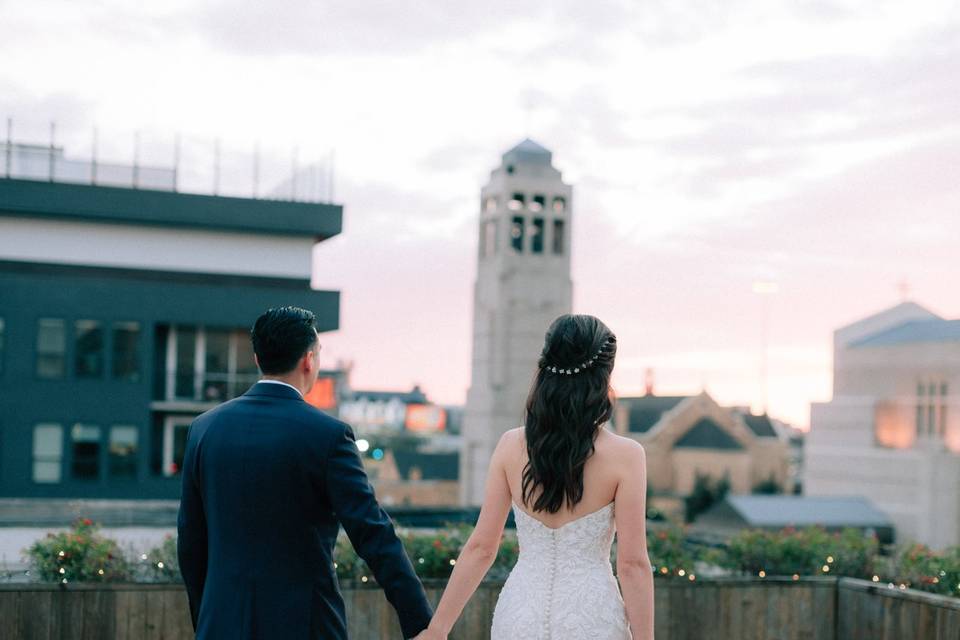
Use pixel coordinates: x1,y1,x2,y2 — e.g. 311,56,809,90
877,542,960,598
684,472,730,523
24,518,130,583
645,523,697,578
718,526,877,578
135,534,181,582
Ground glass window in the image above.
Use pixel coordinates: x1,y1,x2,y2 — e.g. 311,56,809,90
112,322,141,382
511,216,525,253
484,196,498,213
175,327,197,398
75,320,104,378
233,330,260,398
36,318,66,379
531,218,544,254
552,219,565,255
508,193,525,211
203,329,231,401
552,196,566,213
33,424,63,483
0,317,5,375
71,424,101,480
531,194,545,212
109,425,138,478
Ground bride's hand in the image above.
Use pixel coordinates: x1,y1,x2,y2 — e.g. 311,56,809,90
412,626,447,640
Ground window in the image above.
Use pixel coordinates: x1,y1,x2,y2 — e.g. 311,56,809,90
71,424,101,480
531,218,544,253
166,326,261,401
508,193,525,211
530,194,545,212
33,424,63,483
175,327,198,398
510,216,525,252
941,383,949,438
916,383,925,435
552,196,566,213
36,318,66,379
161,416,192,477
203,329,231,401
552,219,565,255
75,320,104,378
112,322,141,381
928,382,937,435
109,425,138,478
0,317,5,375
484,197,498,213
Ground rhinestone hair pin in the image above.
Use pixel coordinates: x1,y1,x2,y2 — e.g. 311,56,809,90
544,337,614,375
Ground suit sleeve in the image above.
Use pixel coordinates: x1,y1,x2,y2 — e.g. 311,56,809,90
325,423,433,639
177,422,208,631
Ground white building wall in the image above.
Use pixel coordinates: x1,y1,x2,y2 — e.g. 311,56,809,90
0,216,314,279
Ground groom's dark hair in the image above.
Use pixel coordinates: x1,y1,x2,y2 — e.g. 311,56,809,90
251,306,318,374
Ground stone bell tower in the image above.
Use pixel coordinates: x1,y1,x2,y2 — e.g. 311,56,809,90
459,139,573,505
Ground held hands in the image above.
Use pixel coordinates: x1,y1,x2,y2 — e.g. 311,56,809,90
411,625,447,640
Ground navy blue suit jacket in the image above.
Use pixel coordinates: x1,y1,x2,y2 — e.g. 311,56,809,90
177,381,433,639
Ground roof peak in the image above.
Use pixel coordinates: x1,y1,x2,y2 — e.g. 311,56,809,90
502,138,553,165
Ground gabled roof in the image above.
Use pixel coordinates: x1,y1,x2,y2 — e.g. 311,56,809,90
674,417,744,450
835,301,941,348
392,450,459,481
621,395,689,433
739,412,778,438
722,495,892,528
849,318,960,348
502,138,553,166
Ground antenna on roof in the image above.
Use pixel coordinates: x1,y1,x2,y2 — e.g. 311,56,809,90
897,279,911,302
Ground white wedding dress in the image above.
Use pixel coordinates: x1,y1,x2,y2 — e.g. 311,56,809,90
490,499,633,639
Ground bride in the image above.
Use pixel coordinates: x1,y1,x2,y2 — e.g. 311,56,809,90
414,314,655,640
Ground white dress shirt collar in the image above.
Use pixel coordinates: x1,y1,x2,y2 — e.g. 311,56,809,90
257,379,304,398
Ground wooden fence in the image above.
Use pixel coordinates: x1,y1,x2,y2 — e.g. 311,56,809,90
1,576,958,639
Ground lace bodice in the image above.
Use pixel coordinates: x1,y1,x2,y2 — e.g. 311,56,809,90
490,500,632,639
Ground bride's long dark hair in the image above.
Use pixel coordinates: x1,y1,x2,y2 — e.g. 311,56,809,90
521,314,617,514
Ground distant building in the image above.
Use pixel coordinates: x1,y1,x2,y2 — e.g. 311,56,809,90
371,449,460,506
804,302,960,549
0,147,342,499
460,139,573,505
692,495,895,544
613,392,792,518
337,385,454,437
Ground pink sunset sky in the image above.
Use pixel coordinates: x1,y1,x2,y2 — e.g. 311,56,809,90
3,1,958,428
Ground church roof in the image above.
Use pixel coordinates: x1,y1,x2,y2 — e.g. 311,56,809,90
738,412,778,438
621,395,690,433
502,138,553,165
849,318,960,348
674,417,745,450
393,450,460,481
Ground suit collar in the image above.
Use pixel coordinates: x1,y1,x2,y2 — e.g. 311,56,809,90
244,380,305,401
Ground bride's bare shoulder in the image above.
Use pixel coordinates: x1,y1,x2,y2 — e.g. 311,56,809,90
597,428,646,462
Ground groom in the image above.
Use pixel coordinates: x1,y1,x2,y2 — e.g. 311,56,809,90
177,306,433,639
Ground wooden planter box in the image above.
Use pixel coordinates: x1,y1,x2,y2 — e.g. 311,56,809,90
1,576,958,639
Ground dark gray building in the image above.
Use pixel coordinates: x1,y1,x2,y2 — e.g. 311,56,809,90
0,174,342,499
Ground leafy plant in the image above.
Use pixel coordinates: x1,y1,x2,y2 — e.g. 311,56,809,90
135,534,181,582
24,518,130,583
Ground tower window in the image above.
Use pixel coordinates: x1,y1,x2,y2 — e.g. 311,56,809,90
552,196,566,213
511,216,525,252
508,193,525,211
531,218,544,253
531,195,545,212
506,164,515,175
484,197,498,213
552,219,565,255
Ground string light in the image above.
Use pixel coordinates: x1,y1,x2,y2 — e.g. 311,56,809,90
822,565,830,573
826,556,834,563
758,570,766,578
98,569,104,576
678,569,685,577
361,576,368,583
449,559,456,566
872,575,879,582
59,568,65,574
688,574,695,581
157,562,164,569
58,550,65,557
792,574,799,581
